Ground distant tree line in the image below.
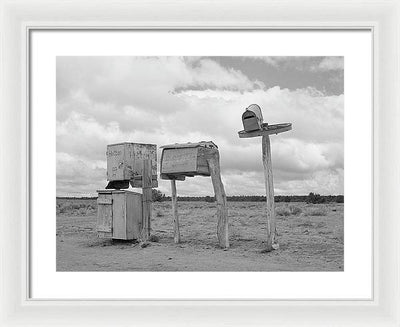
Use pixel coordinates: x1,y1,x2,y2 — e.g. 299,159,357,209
152,192,344,203
58,191,344,204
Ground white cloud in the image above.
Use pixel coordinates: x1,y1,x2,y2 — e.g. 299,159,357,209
56,57,344,196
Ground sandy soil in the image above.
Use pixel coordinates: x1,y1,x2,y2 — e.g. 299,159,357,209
56,200,343,271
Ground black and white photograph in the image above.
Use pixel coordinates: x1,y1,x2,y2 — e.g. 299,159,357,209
56,56,344,272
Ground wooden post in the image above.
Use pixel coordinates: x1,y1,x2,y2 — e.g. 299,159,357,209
170,179,180,243
262,135,278,251
141,159,152,241
207,151,229,249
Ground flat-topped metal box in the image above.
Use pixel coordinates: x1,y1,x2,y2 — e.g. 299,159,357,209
97,190,142,240
160,141,218,180
106,142,157,188
242,104,264,132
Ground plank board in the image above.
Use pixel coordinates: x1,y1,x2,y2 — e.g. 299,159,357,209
238,123,292,138
97,193,112,233
126,191,143,240
112,192,127,239
161,147,198,174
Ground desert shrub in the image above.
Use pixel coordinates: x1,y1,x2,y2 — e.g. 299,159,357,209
289,205,302,215
152,189,166,202
306,192,326,204
148,234,160,242
155,211,163,217
335,195,344,203
78,207,87,215
297,221,313,228
276,207,291,216
307,207,328,216
205,196,215,203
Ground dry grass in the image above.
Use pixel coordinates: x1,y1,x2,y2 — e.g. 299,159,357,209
306,206,328,216
57,199,343,271
57,198,96,216
275,204,303,216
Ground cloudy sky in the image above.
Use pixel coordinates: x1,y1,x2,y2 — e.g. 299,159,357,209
56,56,343,197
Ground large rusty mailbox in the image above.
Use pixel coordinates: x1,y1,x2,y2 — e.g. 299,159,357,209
97,189,143,240
160,141,218,180
242,104,265,132
106,142,158,188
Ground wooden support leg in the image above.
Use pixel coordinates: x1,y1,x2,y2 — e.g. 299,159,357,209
207,152,229,249
171,179,180,243
141,159,152,241
262,135,278,251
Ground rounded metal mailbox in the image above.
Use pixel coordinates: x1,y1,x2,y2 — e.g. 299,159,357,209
242,104,264,132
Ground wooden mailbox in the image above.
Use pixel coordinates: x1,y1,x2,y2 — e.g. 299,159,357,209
106,142,158,188
160,141,229,248
97,189,143,240
242,104,264,132
160,141,218,180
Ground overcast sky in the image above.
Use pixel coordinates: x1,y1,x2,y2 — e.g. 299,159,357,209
56,56,343,197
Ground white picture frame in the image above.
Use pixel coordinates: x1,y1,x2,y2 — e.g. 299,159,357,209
1,0,399,326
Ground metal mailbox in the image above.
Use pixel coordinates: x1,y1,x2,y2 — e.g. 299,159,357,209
160,141,218,180
242,104,264,132
106,142,157,188
97,189,143,240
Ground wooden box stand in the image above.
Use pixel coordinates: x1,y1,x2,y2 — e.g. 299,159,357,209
160,142,229,248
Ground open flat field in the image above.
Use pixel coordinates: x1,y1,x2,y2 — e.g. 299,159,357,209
56,199,343,271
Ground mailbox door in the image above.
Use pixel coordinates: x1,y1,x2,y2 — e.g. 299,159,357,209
125,192,143,240
97,193,113,235
112,192,127,240
161,148,198,174
243,116,260,132
106,143,126,181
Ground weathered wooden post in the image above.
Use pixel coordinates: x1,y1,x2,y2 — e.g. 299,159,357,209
238,104,292,252
206,151,229,248
160,141,229,248
141,159,152,241
170,179,180,243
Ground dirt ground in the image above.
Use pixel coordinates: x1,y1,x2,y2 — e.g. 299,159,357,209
56,199,344,271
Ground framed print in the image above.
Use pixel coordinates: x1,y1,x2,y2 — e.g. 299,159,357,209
1,0,399,326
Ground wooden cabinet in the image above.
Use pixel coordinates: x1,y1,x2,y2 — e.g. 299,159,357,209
97,190,143,240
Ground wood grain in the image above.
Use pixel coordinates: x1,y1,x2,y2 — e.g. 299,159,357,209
112,192,126,240
207,152,229,248
106,142,157,182
141,159,152,241
262,135,277,251
238,123,292,138
170,179,180,243
161,147,198,174
97,193,113,233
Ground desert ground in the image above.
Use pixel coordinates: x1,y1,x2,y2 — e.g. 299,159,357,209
56,199,343,271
